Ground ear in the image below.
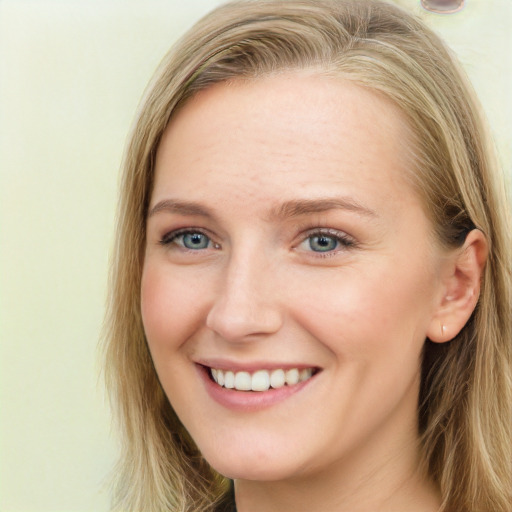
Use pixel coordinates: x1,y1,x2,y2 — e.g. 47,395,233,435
427,229,488,343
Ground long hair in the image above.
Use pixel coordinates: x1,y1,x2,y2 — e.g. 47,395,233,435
102,1,512,510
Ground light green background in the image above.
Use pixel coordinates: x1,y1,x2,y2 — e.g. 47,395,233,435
1,1,510,511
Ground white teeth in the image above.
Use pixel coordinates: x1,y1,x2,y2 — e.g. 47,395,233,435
285,368,299,385
251,370,270,391
234,371,252,391
299,368,313,382
210,367,315,392
270,369,285,388
224,370,235,389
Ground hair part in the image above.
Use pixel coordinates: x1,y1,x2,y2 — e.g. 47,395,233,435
103,1,512,510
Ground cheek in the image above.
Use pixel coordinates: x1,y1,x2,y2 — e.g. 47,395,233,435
289,260,436,358
140,262,208,352
140,264,171,346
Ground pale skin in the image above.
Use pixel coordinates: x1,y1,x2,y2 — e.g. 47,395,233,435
141,73,487,512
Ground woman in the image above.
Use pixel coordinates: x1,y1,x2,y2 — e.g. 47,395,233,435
103,1,512,511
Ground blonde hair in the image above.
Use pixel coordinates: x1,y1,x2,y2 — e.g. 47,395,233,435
103,1,512,510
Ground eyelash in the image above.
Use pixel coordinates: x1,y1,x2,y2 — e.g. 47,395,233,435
297,228,356,258
159,227,356,256
159,228,218,251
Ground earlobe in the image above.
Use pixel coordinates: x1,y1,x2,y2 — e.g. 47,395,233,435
427,229,488,343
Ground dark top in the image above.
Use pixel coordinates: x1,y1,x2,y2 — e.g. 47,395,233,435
216,481,236,512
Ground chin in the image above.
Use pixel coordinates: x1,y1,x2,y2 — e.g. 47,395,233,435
210,461,298,482
201,444,306,482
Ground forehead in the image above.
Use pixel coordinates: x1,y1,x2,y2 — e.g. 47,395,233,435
152,73,417,217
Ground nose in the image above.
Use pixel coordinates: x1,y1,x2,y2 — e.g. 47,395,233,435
205,249,284,342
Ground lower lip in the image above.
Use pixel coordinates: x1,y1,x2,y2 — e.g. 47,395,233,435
197,365,318,412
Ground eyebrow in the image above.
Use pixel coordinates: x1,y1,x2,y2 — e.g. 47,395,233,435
147,199,216,219
269,197,377,220
147,196,377,220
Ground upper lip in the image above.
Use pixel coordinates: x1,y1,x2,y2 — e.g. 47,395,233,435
195,358,321,373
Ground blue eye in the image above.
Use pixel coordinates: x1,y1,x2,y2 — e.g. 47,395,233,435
161,230,212,250
297,229,354,256
180,232,210,249
308,234,339,252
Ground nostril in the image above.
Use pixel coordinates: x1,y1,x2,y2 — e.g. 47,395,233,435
205,292,283,341
421,0,465,14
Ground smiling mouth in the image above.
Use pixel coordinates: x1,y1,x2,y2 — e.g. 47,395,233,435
208,367,318,392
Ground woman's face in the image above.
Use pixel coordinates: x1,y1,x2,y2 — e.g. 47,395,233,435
142,74,449,482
